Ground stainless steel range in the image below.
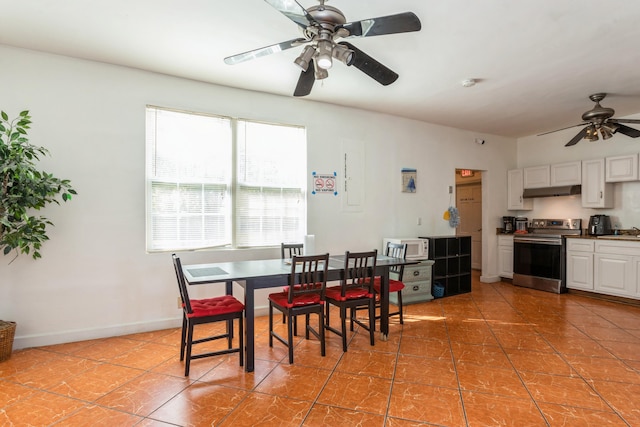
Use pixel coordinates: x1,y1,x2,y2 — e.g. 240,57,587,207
513,218,582,294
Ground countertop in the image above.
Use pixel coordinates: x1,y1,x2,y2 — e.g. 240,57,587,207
566,234,640,242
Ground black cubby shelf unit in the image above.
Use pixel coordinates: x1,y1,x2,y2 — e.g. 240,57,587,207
420,235,472,297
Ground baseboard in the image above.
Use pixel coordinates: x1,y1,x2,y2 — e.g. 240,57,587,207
13,304,273,350
567,289,640,308
13,317,182,350
480,275,500,283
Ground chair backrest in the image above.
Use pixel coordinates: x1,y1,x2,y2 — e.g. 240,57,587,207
287,253,330,303
281,242,304,259
172,254,193,314
385,242,407,280
341,249,378,296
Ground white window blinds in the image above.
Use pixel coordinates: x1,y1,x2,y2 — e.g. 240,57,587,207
145,107,306,252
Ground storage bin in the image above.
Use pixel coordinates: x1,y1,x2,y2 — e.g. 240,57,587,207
433,282,445,298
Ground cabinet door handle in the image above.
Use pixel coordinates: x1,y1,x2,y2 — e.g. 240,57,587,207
600,191,603,199
413,285,419,291
413,270,420,277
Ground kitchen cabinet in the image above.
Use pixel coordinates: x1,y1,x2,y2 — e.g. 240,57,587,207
566,238,640,299
605,153,639,182
550,161,581,186
581,158,614,208
594,240,640,298
523,165,550,188
507,169,533,211
422,235,472,297
391,260,434,305
497,235,513,279
566,239,594,291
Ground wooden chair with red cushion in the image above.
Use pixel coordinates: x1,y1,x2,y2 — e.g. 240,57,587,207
281,242,303,259
172,254,244,376
376,242,407,324
325,250,377,352
280,242,304,327
268,253,329,364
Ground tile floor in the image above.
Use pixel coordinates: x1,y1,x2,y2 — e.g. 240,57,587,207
3,273,640,426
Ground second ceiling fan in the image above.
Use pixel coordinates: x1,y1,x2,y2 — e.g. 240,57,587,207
224,0,421,97
539,93,640,147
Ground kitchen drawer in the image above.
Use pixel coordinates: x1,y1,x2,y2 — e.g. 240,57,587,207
595,240,640,257
391,279,433,305
566,239,594,252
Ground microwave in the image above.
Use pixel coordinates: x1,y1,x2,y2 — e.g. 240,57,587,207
382,238,429,260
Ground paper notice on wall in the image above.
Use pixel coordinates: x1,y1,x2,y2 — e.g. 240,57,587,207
312,172,338,195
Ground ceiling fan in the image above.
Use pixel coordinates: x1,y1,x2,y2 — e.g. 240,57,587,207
224,0,421,97
539,93,640,147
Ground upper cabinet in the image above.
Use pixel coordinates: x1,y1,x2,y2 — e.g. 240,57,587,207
582,158,614,208
605,153,639,182
524,162,581,189
550,161,582,186
523,165,550,188
507,169,533,211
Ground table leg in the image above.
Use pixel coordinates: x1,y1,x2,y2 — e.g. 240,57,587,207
379,267,389,341
243,280,255,372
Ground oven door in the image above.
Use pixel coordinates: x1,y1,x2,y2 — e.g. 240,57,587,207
513,236,565,293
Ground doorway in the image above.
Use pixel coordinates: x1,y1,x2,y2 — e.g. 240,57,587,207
456,169,482,270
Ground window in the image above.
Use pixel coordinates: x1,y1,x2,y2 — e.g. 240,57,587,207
145,106,306,252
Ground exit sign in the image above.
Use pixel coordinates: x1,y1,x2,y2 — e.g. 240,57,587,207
460,169,474,177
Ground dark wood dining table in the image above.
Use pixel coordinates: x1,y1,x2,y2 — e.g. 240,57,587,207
182,254,417,372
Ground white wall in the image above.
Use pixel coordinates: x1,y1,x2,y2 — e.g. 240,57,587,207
517,123,640,229
0,45,516,349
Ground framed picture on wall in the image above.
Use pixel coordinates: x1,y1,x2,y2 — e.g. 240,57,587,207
402,168,417,193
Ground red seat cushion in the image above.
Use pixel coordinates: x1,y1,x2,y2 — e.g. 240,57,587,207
187,295,244,318
373,277,405,293
325,285,372,302
269,291,322,308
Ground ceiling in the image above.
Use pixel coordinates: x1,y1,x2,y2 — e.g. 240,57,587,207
2,0,640,138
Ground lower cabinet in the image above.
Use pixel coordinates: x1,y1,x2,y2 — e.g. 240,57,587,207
566,239,594,291
391,260,434,305
497,235,514,279
566,238,640,299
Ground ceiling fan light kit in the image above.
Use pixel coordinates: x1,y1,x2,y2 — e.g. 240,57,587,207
538,93,640,147
224,0,422,97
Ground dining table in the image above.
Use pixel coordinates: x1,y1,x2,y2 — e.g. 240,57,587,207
182,254,418,372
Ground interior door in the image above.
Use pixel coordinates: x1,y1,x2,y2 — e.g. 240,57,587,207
457,183,482,270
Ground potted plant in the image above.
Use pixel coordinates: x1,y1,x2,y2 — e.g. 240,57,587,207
0,109,76,361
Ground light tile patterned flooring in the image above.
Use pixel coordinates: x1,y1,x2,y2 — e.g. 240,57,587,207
3,273,640,426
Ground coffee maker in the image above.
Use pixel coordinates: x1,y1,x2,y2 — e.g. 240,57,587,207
502,216,515,233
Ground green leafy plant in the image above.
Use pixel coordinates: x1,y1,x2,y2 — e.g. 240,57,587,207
1,110,76,261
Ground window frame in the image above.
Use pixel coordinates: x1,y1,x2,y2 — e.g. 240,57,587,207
145,105,307,253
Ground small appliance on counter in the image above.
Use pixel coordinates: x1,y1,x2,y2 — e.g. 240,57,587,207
502,216,515,233
515,217,528,233
588,215,612,236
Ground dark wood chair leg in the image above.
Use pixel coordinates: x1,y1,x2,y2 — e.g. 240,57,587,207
180,315,187,361
185,322,195,376
287,312,294,364
268,302,274,348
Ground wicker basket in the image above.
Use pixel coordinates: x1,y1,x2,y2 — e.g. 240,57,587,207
0,321,17,362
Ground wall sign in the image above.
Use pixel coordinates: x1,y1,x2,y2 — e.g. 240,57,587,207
312,171,338,195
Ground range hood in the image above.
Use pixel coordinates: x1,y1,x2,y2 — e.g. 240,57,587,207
522,185,581,199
